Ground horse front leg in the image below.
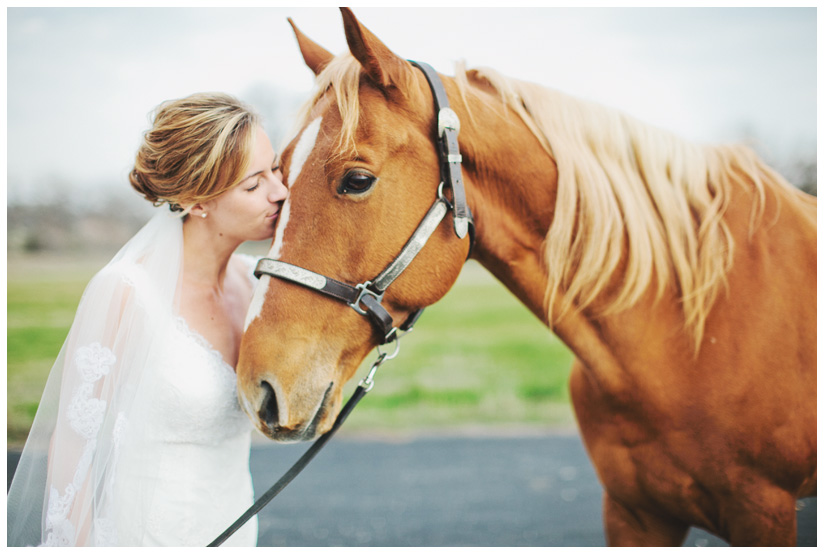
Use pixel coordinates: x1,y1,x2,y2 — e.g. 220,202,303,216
603,493,689,546
723,486,798,546
570,361,690,546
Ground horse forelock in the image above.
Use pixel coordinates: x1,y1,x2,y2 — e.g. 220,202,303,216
291,54,426,161
455,65,783,352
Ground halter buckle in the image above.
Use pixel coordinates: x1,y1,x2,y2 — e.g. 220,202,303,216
438,107,460,137
349,281,385,316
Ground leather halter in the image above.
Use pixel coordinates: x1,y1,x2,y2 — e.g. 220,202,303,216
254,60,474,345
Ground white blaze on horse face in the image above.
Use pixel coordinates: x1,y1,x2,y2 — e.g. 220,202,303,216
287,117,322,190
269,116,321,261
243,117,323,332
244,274,271,332
268,198,291,262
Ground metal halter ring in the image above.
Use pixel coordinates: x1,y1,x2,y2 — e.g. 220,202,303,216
359,331,402,392
437,182,454,210
378,334,401,360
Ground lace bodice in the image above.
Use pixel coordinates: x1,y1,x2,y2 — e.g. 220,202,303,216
145,316,252,445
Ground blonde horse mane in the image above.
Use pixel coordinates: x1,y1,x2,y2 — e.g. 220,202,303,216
295,55,785,351
461,65,784,351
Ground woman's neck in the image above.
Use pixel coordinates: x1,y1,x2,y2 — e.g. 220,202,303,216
181,217,242,291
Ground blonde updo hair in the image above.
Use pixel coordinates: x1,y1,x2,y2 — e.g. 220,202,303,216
129,92,259,212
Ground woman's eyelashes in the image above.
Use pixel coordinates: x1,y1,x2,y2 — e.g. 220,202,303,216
246,166,279,192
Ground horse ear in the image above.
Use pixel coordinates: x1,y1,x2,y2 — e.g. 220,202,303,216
288,17,334,76
340,7,410,90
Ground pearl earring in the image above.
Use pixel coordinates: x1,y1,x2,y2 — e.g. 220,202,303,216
201,213,207,219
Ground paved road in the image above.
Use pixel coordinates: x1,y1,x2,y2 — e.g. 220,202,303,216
246,432,816,547
8,432,817,546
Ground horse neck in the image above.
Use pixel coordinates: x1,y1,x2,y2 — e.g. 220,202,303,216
448,80,558,325
442,78,671,400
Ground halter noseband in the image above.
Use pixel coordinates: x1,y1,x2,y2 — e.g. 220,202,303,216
254,60,474,345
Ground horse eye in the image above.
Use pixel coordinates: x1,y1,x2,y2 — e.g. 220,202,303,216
339,171,376,194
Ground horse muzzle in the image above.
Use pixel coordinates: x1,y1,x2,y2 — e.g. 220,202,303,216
247,379,336,443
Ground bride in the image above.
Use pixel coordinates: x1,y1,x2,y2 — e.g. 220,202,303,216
7,92,287,546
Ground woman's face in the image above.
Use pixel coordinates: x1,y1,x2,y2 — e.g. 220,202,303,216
201,126,287,243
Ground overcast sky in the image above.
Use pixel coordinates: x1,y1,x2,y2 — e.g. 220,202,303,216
6,6,817,206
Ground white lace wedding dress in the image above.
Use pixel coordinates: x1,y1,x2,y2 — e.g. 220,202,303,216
7,213,260,547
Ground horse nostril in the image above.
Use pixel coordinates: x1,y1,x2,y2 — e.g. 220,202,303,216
258,381,279,428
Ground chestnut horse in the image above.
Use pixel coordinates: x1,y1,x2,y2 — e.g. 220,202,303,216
238,8,816,546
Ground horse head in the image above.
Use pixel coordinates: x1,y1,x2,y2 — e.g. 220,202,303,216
237,8,473,442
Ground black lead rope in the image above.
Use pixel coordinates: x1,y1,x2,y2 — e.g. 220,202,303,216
207,383,370,547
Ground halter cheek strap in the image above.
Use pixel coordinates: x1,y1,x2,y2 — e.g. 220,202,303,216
408,60,473,241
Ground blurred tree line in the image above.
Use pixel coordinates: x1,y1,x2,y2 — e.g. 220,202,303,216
787,158,817,197
7,183,152,254
8,83,304,254
6,139,816,255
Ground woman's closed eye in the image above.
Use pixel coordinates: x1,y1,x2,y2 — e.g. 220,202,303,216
246,163,280,193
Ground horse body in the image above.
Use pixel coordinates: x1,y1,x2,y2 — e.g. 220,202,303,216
238,9,816,545
446,66,817,546
569,180,816,545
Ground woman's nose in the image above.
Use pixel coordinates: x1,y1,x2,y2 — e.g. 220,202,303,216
268,170,288,202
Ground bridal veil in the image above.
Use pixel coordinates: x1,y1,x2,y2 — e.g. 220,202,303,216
8,210,186,546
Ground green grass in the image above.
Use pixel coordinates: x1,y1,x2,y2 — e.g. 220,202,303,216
7,254,576,447
7,254,111,446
